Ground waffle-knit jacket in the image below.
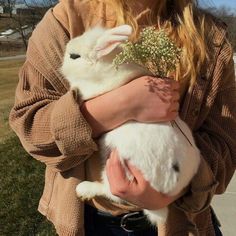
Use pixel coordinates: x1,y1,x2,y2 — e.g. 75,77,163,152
9,0,236,235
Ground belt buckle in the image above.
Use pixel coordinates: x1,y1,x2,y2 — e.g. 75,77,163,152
120,211,140,232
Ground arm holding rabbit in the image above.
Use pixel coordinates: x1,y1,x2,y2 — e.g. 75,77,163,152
82,76,180,138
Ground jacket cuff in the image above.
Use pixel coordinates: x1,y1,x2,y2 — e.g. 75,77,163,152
173,156,218,213
50,90,98,158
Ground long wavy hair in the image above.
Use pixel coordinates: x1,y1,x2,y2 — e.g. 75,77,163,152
105,0,212,86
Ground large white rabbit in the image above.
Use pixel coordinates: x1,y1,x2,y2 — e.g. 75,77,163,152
61,25,201,224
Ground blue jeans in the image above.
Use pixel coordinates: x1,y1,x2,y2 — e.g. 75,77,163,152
84,204,223,236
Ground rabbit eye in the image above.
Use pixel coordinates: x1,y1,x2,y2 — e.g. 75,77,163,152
70,54,81,59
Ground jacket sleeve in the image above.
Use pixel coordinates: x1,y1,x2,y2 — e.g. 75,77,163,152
9,9,98,172
174,39,236,213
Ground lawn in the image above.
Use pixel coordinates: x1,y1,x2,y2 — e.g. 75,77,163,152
0,59,56,235
0,59,23,140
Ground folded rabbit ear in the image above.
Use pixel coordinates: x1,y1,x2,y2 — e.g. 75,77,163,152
107,24,133,36
94,25,132,59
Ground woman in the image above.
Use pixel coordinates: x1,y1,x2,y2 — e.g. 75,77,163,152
9,0,236,235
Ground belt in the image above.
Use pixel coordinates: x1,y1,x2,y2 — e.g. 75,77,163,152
96,209,152,232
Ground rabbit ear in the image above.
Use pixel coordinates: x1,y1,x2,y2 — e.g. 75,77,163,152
95,35,128,59
107,24,133,36
94,25,132,59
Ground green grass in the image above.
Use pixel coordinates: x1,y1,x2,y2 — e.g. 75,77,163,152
0,59,57,235
0,59,24,140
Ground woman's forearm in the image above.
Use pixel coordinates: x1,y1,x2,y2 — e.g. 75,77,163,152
81,85,131,138
81,76,180,138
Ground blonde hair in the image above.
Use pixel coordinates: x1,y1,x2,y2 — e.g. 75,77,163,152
106,0,211,86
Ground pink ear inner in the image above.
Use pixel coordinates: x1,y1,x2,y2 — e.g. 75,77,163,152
94,25,132,59
96,42,121,59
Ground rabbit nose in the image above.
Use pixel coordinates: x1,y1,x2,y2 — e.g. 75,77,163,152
70,53,81,59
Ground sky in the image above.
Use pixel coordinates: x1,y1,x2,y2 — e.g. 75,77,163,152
199,0,236,9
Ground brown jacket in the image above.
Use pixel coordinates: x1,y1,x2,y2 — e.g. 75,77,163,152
9,0,236,235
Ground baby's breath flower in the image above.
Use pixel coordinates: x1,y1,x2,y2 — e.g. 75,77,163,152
113,27,182,77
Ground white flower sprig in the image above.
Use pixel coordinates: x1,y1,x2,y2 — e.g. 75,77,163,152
113,27,182,78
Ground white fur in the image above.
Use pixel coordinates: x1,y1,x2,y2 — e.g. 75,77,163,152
62,25,201,224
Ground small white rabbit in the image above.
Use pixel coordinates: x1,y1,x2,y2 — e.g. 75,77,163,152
61,25,201,224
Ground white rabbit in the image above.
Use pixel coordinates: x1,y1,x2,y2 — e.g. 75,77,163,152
61,25,201,224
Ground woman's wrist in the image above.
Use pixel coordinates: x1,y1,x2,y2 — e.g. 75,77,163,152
80,86,132,138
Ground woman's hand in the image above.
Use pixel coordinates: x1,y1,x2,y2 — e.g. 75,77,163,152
105,149,178,210
81,76,180,138
123,76,180,123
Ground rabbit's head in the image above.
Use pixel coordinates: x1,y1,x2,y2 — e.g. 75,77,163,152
61,25,132,81
61,25,139,100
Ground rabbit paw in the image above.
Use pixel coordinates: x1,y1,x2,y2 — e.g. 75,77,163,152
76,181,101,200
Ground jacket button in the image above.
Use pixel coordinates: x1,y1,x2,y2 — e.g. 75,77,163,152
192,108,199,117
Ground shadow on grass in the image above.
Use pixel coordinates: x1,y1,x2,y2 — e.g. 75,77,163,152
0,135,57,236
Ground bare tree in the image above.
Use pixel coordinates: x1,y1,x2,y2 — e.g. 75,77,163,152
0,0,16,17
12,14,28,48
12,0,58,49
0,0,58,51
